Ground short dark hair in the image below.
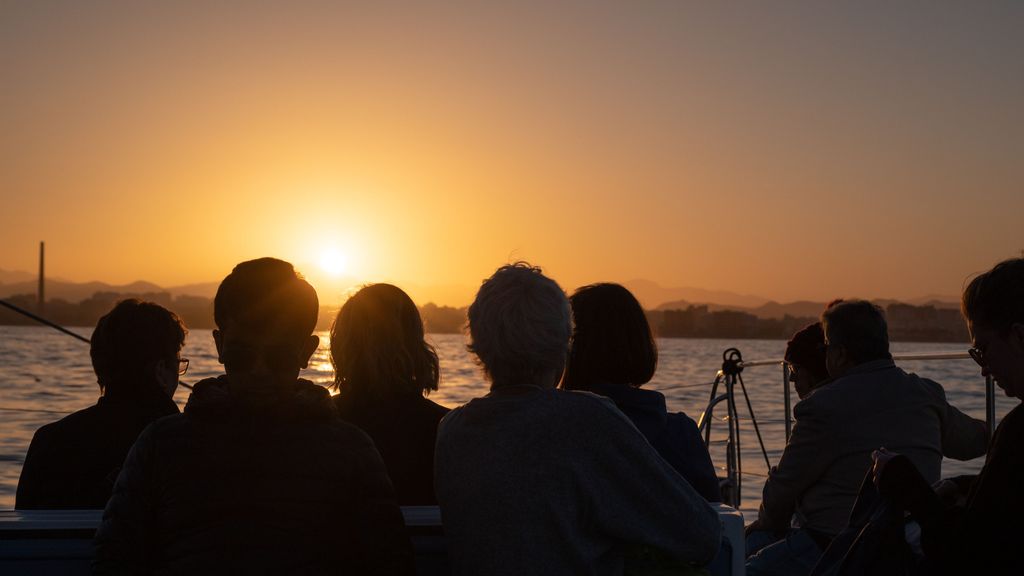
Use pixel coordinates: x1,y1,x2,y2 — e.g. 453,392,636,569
563,283,656,391
962,258,1024,335
90,299,187,393
821,300,891,365
331,283,440,398
467,262,571,388
784,322,828,383
214,258,318,339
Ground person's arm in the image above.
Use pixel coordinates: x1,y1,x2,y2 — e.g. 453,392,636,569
584,398,721,566
92,424,159,575
668,413,723,502
756,398,834,531
927,380,988,460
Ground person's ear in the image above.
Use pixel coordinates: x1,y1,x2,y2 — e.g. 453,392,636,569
213,329,224,364
299,334,320,369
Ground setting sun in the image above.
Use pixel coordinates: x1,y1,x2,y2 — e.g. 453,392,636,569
318,248,348,278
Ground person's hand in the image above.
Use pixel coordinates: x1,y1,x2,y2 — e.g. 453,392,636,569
871,447,898,487
933,478,967,507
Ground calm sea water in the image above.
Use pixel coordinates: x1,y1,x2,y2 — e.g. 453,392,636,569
1,325,1017,521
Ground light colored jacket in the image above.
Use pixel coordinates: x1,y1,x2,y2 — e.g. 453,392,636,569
758,359,988,537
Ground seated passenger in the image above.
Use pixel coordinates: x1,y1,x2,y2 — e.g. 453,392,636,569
746,300,988,576
435,263,721,576
874,257,1024,575
561,282,721,502
16,298,184,509
330,283,450,505
785,322,829,400
93,258,413,575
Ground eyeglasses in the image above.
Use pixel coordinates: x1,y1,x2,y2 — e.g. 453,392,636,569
967,346,986,368
177,358,190,375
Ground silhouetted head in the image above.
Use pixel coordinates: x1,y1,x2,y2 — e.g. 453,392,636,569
562,283,656,391
330,283,440,400
962,258,1024,399
90,298,187,399
784,322,828,399
821,300,891,378
213,258,320,391
468,262,571,390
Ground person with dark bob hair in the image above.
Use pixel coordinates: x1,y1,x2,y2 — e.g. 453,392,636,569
330,283,449,505
873,258,1024,574
562,283,720,502
435,263,720,576
17,299,186,509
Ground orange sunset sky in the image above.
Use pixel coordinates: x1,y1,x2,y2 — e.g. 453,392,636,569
1,2,1021,307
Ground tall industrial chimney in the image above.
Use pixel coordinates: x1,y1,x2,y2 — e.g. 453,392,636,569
38,241,45,314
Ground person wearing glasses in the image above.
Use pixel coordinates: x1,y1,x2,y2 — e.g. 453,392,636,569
93,258,413,575
873,258,1024,574
747,300,987,576
784,322,830,401
16,298,186,509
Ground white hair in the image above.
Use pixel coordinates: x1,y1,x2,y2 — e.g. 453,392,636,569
467,262,571,388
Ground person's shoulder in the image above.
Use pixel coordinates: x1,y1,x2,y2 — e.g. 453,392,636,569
31,404,105,441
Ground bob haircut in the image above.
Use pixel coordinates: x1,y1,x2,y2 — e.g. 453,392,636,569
784,322,828,383
821,299,892,365
467,262,571,388
214,257,318,339
90,298,187,393
962,258,1024,335
330,283,440,398
562,283,656,391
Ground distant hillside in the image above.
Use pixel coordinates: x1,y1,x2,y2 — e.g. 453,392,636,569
0,269,35,284
623,279,770,310
0,279,165,302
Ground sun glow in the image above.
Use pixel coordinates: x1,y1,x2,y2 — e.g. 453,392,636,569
318,248,348,277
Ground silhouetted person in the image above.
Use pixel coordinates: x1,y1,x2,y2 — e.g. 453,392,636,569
873,258,1024,575
785,322,829,401
562,282,721,502
746,300,987,576
93,258,413,575
435,263,720,576
16,299,184,510
330,283,450,505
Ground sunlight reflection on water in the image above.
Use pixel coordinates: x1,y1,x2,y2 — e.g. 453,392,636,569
0,326,1016,519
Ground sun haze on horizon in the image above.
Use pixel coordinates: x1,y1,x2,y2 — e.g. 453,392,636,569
1,2,1021,306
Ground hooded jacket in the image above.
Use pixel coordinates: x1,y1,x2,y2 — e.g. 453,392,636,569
93,376,414,575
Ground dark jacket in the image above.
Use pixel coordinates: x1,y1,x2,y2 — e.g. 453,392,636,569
16,388,179,510
588,381,721,502
93,376,414,575
879,402,1024,575
334,391,450,505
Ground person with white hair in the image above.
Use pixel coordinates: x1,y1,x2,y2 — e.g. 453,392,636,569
435,262,720,576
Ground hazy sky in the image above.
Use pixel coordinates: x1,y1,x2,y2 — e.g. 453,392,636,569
2,1,1021,306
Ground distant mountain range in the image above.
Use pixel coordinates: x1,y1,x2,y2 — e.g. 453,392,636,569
0,268,960,313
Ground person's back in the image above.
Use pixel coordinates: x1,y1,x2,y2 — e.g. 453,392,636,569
334,392,448,505
437,386,719,576
93,258,414,575
16,299,184,510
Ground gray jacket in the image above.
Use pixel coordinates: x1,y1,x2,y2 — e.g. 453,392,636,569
436,387,721,576
758,359,988,537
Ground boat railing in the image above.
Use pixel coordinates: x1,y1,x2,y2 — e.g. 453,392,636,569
697,348,994,509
